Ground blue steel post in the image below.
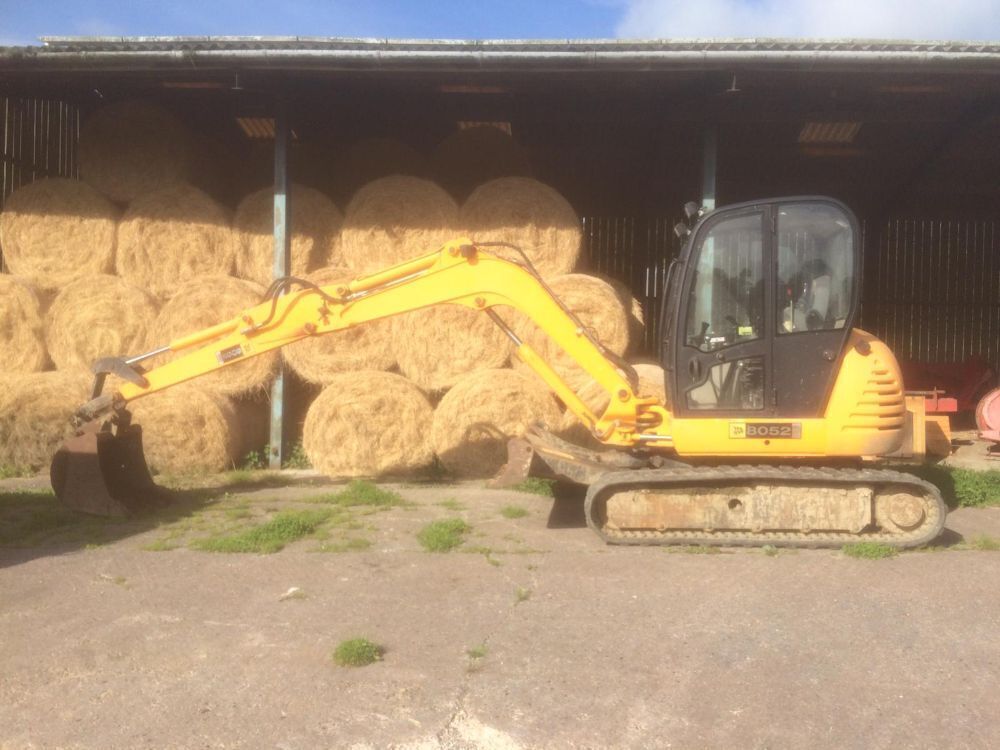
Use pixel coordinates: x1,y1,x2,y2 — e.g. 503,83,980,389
268,98,291,469
701,126,717,211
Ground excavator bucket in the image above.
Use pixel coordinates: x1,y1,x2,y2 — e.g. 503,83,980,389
50,417,166,517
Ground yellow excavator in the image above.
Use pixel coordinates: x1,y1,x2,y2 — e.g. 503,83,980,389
50,196,946,548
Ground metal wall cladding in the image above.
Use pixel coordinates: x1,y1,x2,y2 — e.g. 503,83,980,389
580,215,682,356
0,96,81,271
860,218,1000,370
583,216,1000,372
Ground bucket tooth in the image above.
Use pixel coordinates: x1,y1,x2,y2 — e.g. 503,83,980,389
50,417,166,517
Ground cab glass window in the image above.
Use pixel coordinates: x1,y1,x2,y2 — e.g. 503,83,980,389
776,204,854,335
684,212,764,352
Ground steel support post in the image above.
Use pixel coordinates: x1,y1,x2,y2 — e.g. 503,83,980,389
268,98,291,470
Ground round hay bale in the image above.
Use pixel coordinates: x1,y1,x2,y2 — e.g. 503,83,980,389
45,275,157,373
0,372,89,472
340,176,459,275
431,368,561,478
631,362,668,402
0,178,117,292
391,305,512,392
599,275,645,350
234,183,344,285
511,273,629,391
79,100,196,203
116,183,235,300
461,177,582,278
282,266,395,384
559,362,667,446
430,126,532,201
303,371,434,478
334,138,428,200
0,275,48,374
149,276,276,397
129,385,239,475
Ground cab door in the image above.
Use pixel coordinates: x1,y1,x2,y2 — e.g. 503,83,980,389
665,198,859,419
770,201,859,416
670,206,771,417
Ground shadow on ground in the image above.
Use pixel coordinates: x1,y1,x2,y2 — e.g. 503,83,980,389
0,471,344,569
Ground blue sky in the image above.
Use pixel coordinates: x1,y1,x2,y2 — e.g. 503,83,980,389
0,1,621,44
2,0,999,45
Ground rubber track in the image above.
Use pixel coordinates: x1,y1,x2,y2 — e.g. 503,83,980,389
584,464,947,549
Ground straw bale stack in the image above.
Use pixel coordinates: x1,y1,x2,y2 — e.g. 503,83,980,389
431,368,561,478
511,273,629,391
599,275,645,350
303,371,434,478
390,304,513,392
233,183,344,285
430,126,532,201
282,266,395,384
149,275,276,397
0,372,89,472
45,275,157,373
340,176,459,274
79,100,196,203
0,275,48,374
559,362,667,446
0,178,117,292
116,183,235,301
461,177,582,278
129,385,240,475
333,138,428,200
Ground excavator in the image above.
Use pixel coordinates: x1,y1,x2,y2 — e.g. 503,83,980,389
50,196,946,548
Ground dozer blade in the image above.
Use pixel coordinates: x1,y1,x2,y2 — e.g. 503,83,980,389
489,423,654,488
50,418,166,517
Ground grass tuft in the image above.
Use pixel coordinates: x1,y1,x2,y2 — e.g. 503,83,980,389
333,637,383,667
417,518,469,552
500,505,529,519
903,465,1000,508
514,586,532,604
509,478,555,497
762,545,779,557
467,643,488,660
192,508,333,554
0,465,31,480
842,541,898,559
311,480,405,509
967,534,1000,551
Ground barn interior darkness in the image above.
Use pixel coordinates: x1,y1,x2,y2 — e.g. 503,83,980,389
3,59,1000,369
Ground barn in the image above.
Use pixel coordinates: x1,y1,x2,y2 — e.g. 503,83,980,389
2,37,998,464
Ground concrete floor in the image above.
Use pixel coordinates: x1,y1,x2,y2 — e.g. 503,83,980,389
2,476,1000,749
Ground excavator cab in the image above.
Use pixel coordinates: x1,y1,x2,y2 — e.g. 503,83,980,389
662,197,858,419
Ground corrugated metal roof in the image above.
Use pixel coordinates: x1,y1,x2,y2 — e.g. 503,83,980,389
31,37,1000,53
1,36,998,73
